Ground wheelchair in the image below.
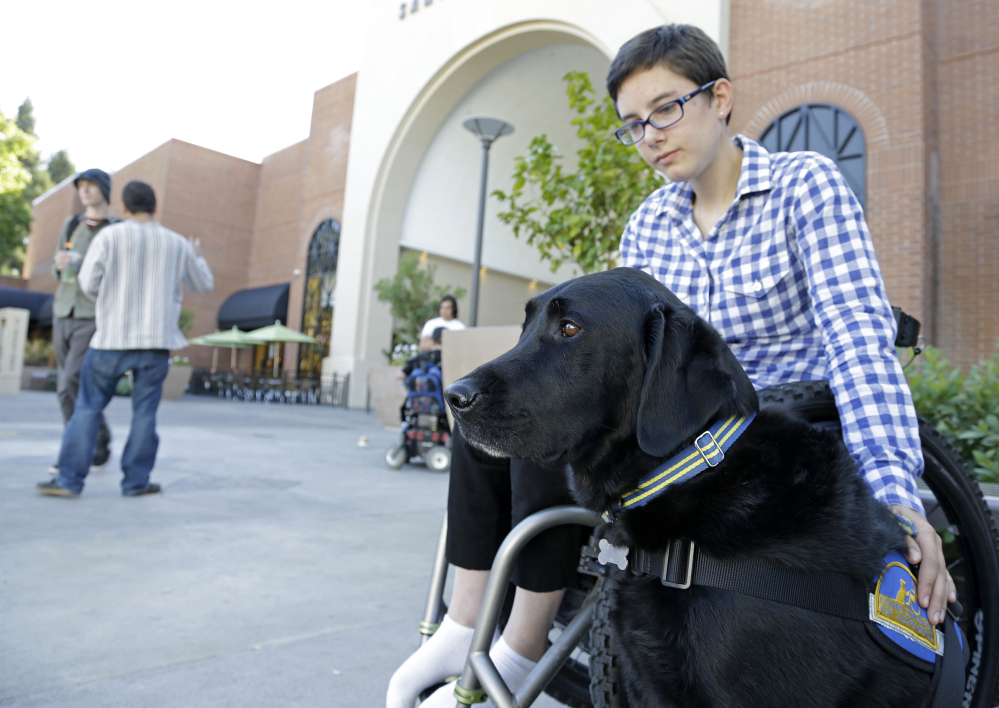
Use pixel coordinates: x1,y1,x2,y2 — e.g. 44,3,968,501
386,350,453,473
414,313,999,708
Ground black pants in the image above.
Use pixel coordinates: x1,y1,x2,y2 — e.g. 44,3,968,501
446,426,586,592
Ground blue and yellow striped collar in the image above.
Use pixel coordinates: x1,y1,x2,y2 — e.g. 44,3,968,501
603,411,756,522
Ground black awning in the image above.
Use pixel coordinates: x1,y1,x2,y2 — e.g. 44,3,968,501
0,286,54,327
217,283,290,331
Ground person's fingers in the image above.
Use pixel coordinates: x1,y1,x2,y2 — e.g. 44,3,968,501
930,558,949,624
904,534,921,564
948,571,958,603
916,532,939,609
916,531,949,623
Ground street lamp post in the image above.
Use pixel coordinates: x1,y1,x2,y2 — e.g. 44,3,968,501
462,116,514,327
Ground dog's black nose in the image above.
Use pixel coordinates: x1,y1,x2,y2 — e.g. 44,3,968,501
445,380,479,412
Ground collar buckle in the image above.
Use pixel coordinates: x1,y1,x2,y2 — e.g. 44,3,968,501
694,430,724,467
661,539,696,589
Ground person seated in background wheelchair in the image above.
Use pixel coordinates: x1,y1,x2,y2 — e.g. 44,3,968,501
387,23,956,708
420,295,465,352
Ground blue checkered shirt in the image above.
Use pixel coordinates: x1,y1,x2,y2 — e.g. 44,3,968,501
621,135,925,514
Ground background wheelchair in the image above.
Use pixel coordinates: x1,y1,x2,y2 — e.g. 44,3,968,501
415,313,999,708
385,349,453,473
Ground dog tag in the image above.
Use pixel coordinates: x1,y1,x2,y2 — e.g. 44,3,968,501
598,539,629,570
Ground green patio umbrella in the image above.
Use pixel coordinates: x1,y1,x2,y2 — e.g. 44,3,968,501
189,327,264,373
245,321,318,377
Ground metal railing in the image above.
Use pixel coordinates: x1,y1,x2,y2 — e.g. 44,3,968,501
187,369,350,407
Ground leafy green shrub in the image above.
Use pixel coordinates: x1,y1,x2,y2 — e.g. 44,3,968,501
374,251,466,358
904,344,999,482
23,338,52,366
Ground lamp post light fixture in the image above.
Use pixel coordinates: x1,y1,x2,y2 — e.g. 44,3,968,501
462,115,514,327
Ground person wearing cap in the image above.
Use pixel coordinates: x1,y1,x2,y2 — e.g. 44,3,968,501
49,168,117,474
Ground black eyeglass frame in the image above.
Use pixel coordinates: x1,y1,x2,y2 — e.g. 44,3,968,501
614,80,717,146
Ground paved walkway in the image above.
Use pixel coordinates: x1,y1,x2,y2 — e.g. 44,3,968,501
0,392,563,707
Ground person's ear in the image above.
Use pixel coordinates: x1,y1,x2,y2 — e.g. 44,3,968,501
636,301,757,457
711,78,734,122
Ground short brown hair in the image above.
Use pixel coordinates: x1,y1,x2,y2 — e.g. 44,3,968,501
606,24,730,122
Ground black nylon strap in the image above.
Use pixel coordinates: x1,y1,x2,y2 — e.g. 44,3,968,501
632,544,869,621
930,617,965,708
631,542,964,705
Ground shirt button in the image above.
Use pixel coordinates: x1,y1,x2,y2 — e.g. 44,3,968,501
753,280,763,292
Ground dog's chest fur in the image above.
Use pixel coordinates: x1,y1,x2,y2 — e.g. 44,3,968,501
581,410,930,708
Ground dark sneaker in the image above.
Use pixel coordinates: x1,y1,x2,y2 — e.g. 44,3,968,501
91,432,112,471
123,483,161,497
36,480,79,497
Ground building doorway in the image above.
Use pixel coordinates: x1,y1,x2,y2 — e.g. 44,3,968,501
297,218,340,379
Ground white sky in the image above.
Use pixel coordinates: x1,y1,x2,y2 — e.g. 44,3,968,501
1,1,372,173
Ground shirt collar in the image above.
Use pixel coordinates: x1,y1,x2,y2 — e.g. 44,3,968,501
655,134,773,218
732,135,773,199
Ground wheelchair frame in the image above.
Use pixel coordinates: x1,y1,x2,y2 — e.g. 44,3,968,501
420,506,602,708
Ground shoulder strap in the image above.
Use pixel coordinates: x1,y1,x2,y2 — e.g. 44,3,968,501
65,213,83,242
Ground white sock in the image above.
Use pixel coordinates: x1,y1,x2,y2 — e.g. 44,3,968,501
419,636,537,708
387,615,475,708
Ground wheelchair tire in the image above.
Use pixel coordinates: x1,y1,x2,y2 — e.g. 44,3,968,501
757,381,999,708
386,445,408,470
425,446,451,472
588,580,628,708
586,380,999,708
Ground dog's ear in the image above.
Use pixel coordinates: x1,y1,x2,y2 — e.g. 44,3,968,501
637,302,758,458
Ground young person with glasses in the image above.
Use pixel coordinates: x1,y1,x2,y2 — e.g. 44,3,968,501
388,24,954,708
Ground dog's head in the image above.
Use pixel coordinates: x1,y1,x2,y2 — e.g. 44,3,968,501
446,268,758,505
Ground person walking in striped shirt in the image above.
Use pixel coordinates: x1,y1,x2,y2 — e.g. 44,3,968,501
37,180,214,497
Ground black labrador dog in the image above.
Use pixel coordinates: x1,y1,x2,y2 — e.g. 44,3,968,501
445,268,932,708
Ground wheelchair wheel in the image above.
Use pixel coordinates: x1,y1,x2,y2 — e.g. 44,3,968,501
756,381,999,708
386,445,408,470
425,446,451,473
586,380,999,708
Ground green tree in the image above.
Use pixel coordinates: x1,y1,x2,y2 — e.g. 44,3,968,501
493,71,664,275
374,251,467,352
16,98,36,135
0,108,32,193
47,150,75,184
0,99,64,275
178,308,196,336
0,107,35,274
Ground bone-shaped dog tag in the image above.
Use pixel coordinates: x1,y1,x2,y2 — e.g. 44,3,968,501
598,538,629,570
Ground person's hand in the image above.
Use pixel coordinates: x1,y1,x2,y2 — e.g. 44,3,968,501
54,251,72,270
188,236,203,257
889,505,958,625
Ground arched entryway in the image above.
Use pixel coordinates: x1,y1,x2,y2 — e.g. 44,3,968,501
758,104,867,207
297,218,340,379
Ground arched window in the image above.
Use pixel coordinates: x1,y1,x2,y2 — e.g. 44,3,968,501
759,104,866,208
297,218,340,378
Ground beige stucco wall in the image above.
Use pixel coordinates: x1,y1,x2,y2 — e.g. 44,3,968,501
331,1,730,407
413,249,549,332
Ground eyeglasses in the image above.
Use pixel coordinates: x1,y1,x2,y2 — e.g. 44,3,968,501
613,81,717,146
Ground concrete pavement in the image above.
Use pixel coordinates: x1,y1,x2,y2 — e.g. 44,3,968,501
0,392,565,707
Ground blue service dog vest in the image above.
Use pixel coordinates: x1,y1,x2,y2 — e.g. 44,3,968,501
869,550,964,667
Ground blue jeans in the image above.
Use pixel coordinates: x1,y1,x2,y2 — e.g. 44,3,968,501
56,349,170,494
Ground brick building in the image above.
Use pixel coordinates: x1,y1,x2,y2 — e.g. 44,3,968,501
20,0,997,403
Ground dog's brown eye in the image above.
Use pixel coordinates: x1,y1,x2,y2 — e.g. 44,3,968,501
562,323,580,337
